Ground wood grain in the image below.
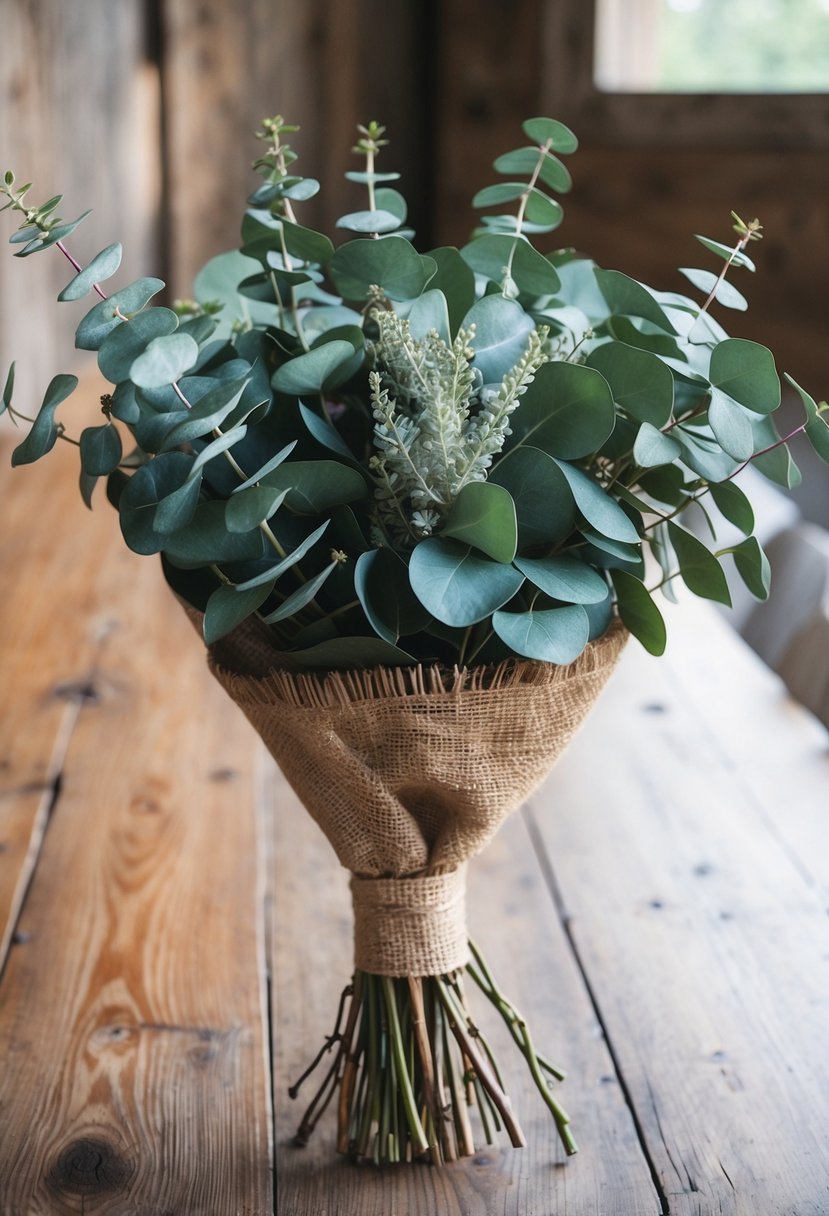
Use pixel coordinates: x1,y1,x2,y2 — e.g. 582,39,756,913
530,617,829,1215
268,759,661,1214
0,433,272,1214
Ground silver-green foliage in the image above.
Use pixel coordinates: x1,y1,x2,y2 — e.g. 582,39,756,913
3,118,828,670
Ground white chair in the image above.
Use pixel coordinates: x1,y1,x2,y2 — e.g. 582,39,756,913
741,522,829,671
776,595,829,729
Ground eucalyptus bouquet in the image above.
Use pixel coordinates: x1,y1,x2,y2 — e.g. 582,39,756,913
3,115,827,1166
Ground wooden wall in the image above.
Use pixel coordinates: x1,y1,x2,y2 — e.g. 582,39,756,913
2,0,827,461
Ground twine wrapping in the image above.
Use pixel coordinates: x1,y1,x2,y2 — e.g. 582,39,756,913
180,600,627,975
351,867,469,977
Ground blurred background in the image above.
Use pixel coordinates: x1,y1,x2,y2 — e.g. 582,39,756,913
1,0,827,524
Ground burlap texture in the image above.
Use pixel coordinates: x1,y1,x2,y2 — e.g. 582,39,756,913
351,868,469,976
182,601,627,973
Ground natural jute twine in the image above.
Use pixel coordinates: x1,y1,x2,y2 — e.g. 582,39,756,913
351,867,469,977
182,602,627,976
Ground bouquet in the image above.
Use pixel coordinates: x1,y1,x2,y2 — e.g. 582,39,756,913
2,114,827,1166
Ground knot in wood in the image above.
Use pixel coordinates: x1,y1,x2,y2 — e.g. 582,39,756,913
47,1136,133,1196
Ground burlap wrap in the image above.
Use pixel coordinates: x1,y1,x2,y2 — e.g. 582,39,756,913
184,603,627,976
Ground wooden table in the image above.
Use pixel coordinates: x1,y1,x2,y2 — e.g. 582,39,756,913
1,430,828,1215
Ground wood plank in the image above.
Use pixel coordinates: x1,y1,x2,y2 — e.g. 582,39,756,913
161,0,430,296
269,757,661,1213
0,441,272,1213
530,613,829,1215
653,595,829,895
0,0,160,408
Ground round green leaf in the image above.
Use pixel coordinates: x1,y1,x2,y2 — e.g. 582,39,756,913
130,332,199,389
678,267,747,311
472,182,527,208
405,290,451,344
593,269,677,334
275,636,416,670
632,421,682,468
507,361,615,460
694,234,755,272
490,446,575,547
425,247,477,337
336,209,402,234
611,571,666,656
460,234,560,297
162,500,266,566
408,538,524,627
58,242,123,301
463,295,534,384
271,340,357,395
513,555,609,604
492,604,589,663
441,481,518,563
329,235,432,302
524,188,563,228
97,307,179,383
709,338,780,414
118,452,194,554
74,278,166,351
493,147,572,192
522,117,578,153
587,341,674,426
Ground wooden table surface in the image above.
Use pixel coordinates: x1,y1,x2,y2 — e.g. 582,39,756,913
1,426,828,1216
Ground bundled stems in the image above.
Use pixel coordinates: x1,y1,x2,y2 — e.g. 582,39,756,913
289,940,577,1164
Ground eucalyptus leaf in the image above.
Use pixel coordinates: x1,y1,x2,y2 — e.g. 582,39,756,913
442,481,518,563
587,341,674,426
234,520,330,590
463,295,534,384
233,441,297,491
493,147,572,192
355,548,431,643
204,581,275,644
118,451,195,554
461,234,560,297
275,636,416,670
225,485,288,532
784,373,829,464
553,459,641,543
667,521,731,605
492,604,589,663
730,535,771,600
709,480,755,534
159,377,249,448
11,373,78,466
522,117,578,153
708,390,756,461
611,571,666,655
694,234,755,271
58,241,122,301
79,423,122,477
75,277,165,350
593,269,677,334
336,209,401,234
424,247,476,336
678,267,747,310
513,555,609,604
632,421,682,468
272,340,357,395
408,538,524,626
97,307,179,383
153,473,203,534
162,500,266,565
261,560,337,624
329,235,432,301
130,332,199,389
489,446,575,546
405,290,451,344
2,362,14,412
709,338,780,414
258,460,367,514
